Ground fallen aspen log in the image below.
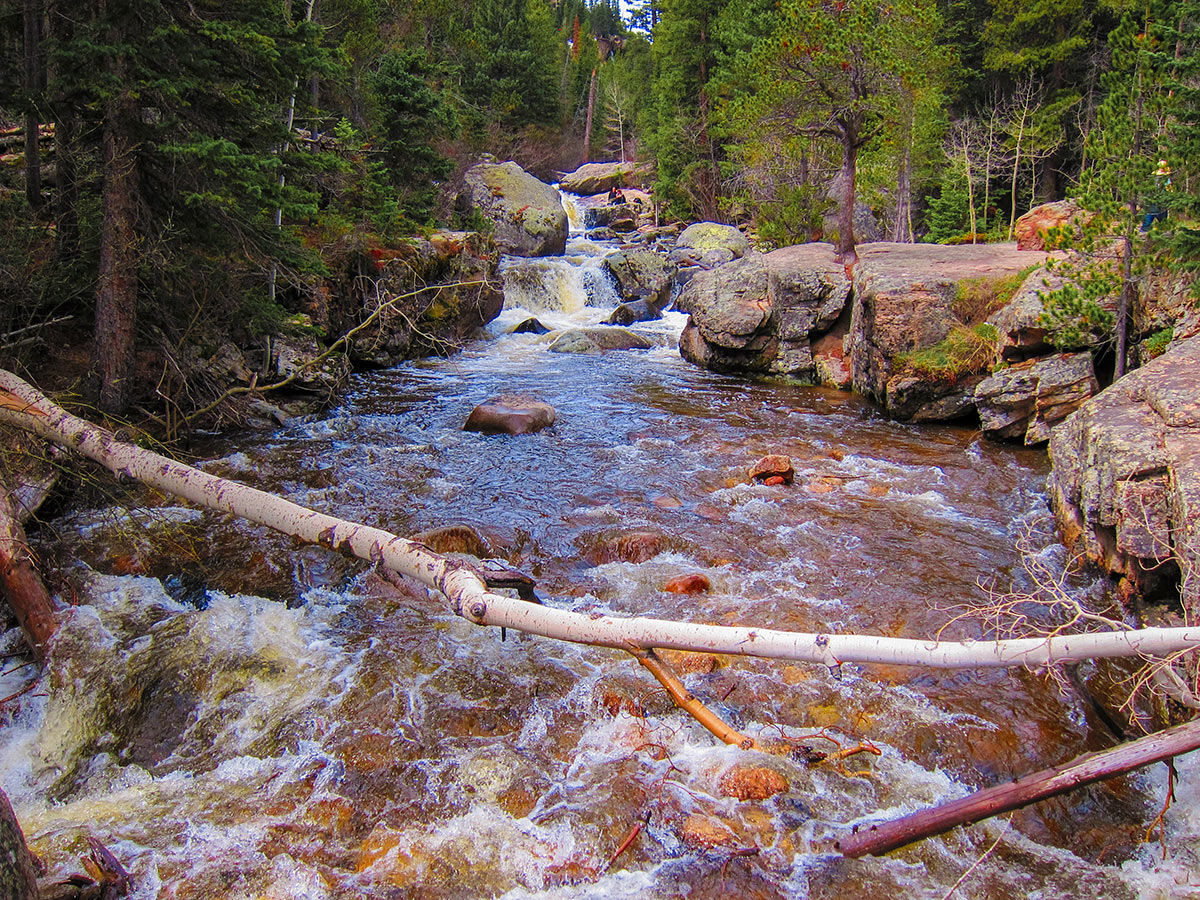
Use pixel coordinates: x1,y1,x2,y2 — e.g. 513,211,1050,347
2,366,1200,671
835,716,1200,858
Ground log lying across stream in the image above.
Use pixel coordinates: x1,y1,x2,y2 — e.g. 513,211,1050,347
3,366,1200,670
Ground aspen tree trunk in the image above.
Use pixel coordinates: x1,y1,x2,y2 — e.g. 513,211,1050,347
4,368,1200,671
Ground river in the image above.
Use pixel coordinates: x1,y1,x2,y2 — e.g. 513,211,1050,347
1,208,1196,898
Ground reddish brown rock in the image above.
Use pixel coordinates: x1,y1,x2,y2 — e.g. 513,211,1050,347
664,573,711,594
1014,200,1090,251
410,523,491,557
762,475,786,486
681,813,738,849
587,531,673,564
749,454,795,484
464,395,556,435
719,765,790,801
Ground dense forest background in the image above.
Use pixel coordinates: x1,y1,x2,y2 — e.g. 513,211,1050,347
0,0,1196,416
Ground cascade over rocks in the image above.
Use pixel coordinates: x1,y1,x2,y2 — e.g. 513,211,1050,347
677,244,850,379
975,352,1098,445
457,161,568,257
1049,334,1200,611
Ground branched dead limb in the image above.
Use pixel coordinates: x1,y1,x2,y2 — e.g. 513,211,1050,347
183,278,491,426
627,646,758,749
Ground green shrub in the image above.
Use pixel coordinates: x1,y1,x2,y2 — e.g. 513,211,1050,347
896,323,1001,383
1144,327,1173,359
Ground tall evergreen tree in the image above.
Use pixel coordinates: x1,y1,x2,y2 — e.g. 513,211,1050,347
51,0,328,413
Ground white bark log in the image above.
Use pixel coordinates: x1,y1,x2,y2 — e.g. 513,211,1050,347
4,368,1200,669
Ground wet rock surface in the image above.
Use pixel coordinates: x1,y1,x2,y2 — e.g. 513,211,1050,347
463,395,557,435
547,327,656,353
1049,334,1200,610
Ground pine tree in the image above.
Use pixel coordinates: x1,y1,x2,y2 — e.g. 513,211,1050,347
720,0,948,260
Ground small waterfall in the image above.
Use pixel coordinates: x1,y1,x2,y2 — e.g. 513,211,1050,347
498,188,622,316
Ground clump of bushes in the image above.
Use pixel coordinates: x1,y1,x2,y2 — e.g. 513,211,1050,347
896,323,1001,382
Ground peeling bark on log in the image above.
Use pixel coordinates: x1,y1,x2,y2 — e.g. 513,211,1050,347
0,479,56,662
835,717,1200,858
3,368,1200,671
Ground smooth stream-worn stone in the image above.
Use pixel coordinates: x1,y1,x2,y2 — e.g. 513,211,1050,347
457,161,568,257
464,396,556,435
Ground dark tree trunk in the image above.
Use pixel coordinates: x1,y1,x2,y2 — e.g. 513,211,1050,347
95,92,140,415
582,67,597,164
836,120,859,262
23,0,43,210
49,2,78,261
0,788,39,900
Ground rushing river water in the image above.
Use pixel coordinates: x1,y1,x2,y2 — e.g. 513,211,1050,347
3,217,1199,899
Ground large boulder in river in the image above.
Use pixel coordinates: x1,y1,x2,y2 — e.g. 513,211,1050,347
464,396,557,435
603,249,674,310
676,222,752,260
558,161,649,195
457,161,568,257
677,244,850,379
1049,334,1200,612
975,352,1098,444
845,242,1049,414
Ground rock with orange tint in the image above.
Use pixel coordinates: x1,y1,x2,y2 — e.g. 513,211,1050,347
719,764,790,801
749,454,794,484
497,785,539,818
600,690,646,718
664,573,711,594
1014,199,1089,251
658,648,722,674
762,475,786,486
652,495,683,509
590,530,672,564
410,523,491,557
681,813,738,849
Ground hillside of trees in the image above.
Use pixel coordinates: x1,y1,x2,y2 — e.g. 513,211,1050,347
0,0,1195,420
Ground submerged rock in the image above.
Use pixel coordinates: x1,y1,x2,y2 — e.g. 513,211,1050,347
547,327,655,353
464,396,556,435
410,524,491,558
719,764,790,801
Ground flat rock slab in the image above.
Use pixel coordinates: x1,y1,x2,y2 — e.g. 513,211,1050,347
464,396,556,435
547,327,656,353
